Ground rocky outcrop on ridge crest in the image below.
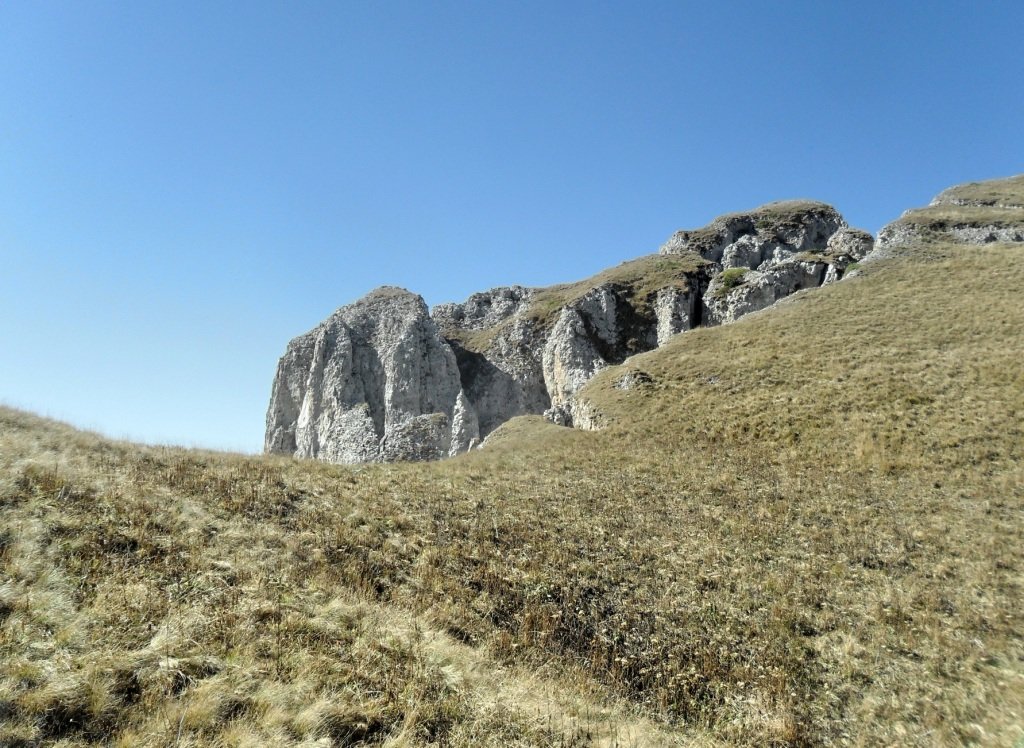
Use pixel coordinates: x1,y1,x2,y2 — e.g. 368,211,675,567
876,175,1024,252
268,200,873,462
657,203,872,327
658,201,845,262
701,227,874,325
265,287,477,463
432,286,533,331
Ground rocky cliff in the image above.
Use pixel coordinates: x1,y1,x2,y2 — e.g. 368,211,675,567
265,287,478,463
267,200,874,463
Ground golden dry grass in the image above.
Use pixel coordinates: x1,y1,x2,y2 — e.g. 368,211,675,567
932,175,1024,208
2,216,1023,744
889,175,1024,231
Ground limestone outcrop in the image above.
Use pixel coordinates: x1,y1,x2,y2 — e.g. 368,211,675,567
434,287,550,438
542,285,652,425
657,202,872,327
658,201,845,262
703,261,827,326
265,287,477,463
268,200,873,462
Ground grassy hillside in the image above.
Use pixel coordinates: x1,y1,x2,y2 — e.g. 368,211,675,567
2,189,1023,746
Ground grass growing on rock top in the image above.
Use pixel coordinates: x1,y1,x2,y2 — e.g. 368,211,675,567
443,251,710,354
889,174,1024,232
2,222,1023,742
931,174,1024,208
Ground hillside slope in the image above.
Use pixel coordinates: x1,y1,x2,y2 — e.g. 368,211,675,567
2,177,1023,746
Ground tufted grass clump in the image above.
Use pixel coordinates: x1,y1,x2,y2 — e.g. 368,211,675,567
717,267,749,289
710,267,750,299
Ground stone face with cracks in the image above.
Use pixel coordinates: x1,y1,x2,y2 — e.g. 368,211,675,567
269,200,874,461
658,201,846,264
703,261,828,326
265,287,478,463
438,298,550,439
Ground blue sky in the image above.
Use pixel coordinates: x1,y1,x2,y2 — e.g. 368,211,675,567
2,1,1021,452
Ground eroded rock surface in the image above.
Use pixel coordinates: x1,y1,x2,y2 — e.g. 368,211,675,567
703,261,828,325
269,200,874,461
657,203,872,327
659,201,845,263
433,286,549,437
540,286,648,426
266,287,477,463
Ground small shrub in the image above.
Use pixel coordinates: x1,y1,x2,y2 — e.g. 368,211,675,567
719,268,749,289
713,268,750,298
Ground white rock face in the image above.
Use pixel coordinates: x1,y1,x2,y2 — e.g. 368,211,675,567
448,391,479,457
266,287,478,463
654,286,697,345
703,261,827,326
541,291,613,424
659,201,845,262
269,200,873,461
659,205,872,327
435,289,550,438
539,285,660,427
432,286,533,331
827,227,875,260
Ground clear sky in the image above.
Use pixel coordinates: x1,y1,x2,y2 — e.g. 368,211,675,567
2,1,1021,453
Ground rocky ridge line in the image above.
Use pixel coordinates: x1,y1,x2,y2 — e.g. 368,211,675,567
267,201,874,463
875,175,1024,253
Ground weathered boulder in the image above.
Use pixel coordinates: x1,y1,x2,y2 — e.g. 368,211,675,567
265,287,478,463
826,227,875,260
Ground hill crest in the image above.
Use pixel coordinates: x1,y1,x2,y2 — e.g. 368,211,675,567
267,200,874,463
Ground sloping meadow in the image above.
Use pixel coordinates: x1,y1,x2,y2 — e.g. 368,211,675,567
2,240,1022,745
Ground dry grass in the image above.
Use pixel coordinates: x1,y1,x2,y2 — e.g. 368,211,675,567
0,415,682,747
932,175,1024,208
2,213,1023,743
893,204,1024,230
890,175,1024,232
